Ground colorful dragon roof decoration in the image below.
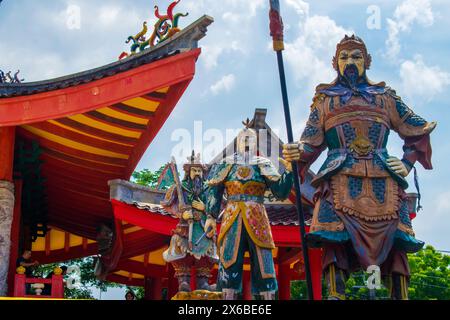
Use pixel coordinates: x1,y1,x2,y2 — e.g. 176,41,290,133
0,69,24,84
120,0,188,59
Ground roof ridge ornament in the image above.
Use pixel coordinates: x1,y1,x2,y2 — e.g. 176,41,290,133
119,0,189,60
0,69,24,84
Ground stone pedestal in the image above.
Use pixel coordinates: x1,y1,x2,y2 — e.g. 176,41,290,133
172,290,223,300
0,181,15,296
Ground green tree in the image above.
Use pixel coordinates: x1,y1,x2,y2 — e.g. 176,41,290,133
132,166,165,188
35,257,123,299
408,245,450,300
290,245,450,300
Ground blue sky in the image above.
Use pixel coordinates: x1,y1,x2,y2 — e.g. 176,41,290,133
1,0,450,298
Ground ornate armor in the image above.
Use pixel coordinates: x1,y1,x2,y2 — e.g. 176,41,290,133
206,153,293,298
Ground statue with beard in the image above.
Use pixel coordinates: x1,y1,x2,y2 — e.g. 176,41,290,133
162,152,218,293
283,35,436,300
205,121,294,300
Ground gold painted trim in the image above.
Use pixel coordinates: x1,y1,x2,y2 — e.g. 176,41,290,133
219,215,243,269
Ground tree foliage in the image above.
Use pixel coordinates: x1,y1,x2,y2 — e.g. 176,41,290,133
132,166,165,188
35,257,123,299
408,245,450,300
291,245,450,300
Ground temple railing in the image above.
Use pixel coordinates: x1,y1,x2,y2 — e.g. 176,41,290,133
13,266,64,299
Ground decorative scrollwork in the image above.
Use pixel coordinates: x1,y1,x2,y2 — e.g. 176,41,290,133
119,0,189,60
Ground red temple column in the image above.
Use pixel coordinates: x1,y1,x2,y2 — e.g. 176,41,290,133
0,126,16,296
167,265,178,300
278,263,291,300
144,277,153,300
308,248,323,300
242,270,252,300
144,277,163,300
152,277,163,300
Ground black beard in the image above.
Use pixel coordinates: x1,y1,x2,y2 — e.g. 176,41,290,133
191,175,203,197
343,64,360,87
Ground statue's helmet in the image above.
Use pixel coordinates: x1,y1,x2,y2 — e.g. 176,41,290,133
183,151,207,181
236,119,258,157
332,34,372,78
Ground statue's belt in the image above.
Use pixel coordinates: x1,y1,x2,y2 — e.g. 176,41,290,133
328,147,387,159
227,194,265,203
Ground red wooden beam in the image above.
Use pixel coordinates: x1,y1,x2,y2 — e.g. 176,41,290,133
64,232,70,253
0,49,201,126
29,121,133,155
47,218,99,239
17,127,129,167
41,151,124,176
106,274,144,287
112,199,306,247
111,199,177,236
42,169,110,191
45,184,109,201
123,80,194,178
48,199,112,223
45,231,51,257
114,259,166,278
279,247,301,265
32,242,98,265
0,126,15,181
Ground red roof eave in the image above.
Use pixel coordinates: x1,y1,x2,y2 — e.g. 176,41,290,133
111,199,304,247
0,49,201,127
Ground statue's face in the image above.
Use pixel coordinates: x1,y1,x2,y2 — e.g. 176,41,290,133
338,48,365,78
236,128,258,157
190,167,203,180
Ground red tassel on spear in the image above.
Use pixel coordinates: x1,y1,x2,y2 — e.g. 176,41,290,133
269,0,314,300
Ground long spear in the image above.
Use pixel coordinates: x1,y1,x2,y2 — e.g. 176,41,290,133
269,0,314,300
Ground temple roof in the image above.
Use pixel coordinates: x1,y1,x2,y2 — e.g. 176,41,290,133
0,16,213,99
5,16,213,240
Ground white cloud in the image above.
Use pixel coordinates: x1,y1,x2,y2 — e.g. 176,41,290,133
184,0,265,70
285,0,310,17
98,6,120,26
400,55,450,101
283,7,353,92
386,0,434,60
210,74,236,95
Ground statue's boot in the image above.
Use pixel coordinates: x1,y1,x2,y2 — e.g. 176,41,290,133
388,273,409,300
196,276,211,291
325,263,346,300
178,276,191,292
222,288,237,300
260,291,276,300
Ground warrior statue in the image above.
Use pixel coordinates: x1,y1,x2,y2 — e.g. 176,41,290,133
162,152,218,293
205,122,294,300
283,35,436,300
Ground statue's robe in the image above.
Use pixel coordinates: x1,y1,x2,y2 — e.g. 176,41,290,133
299,77,433,276
206,156,293,293
162,180,218,265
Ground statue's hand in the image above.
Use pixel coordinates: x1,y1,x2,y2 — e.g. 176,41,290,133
204,216,216,238
387,157,409,177
282,143,303,162
192,199,205,212
182,210,193,221
279,157,293,173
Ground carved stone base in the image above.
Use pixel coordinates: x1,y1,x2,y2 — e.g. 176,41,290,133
0,181,15,296
171,290,223,300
